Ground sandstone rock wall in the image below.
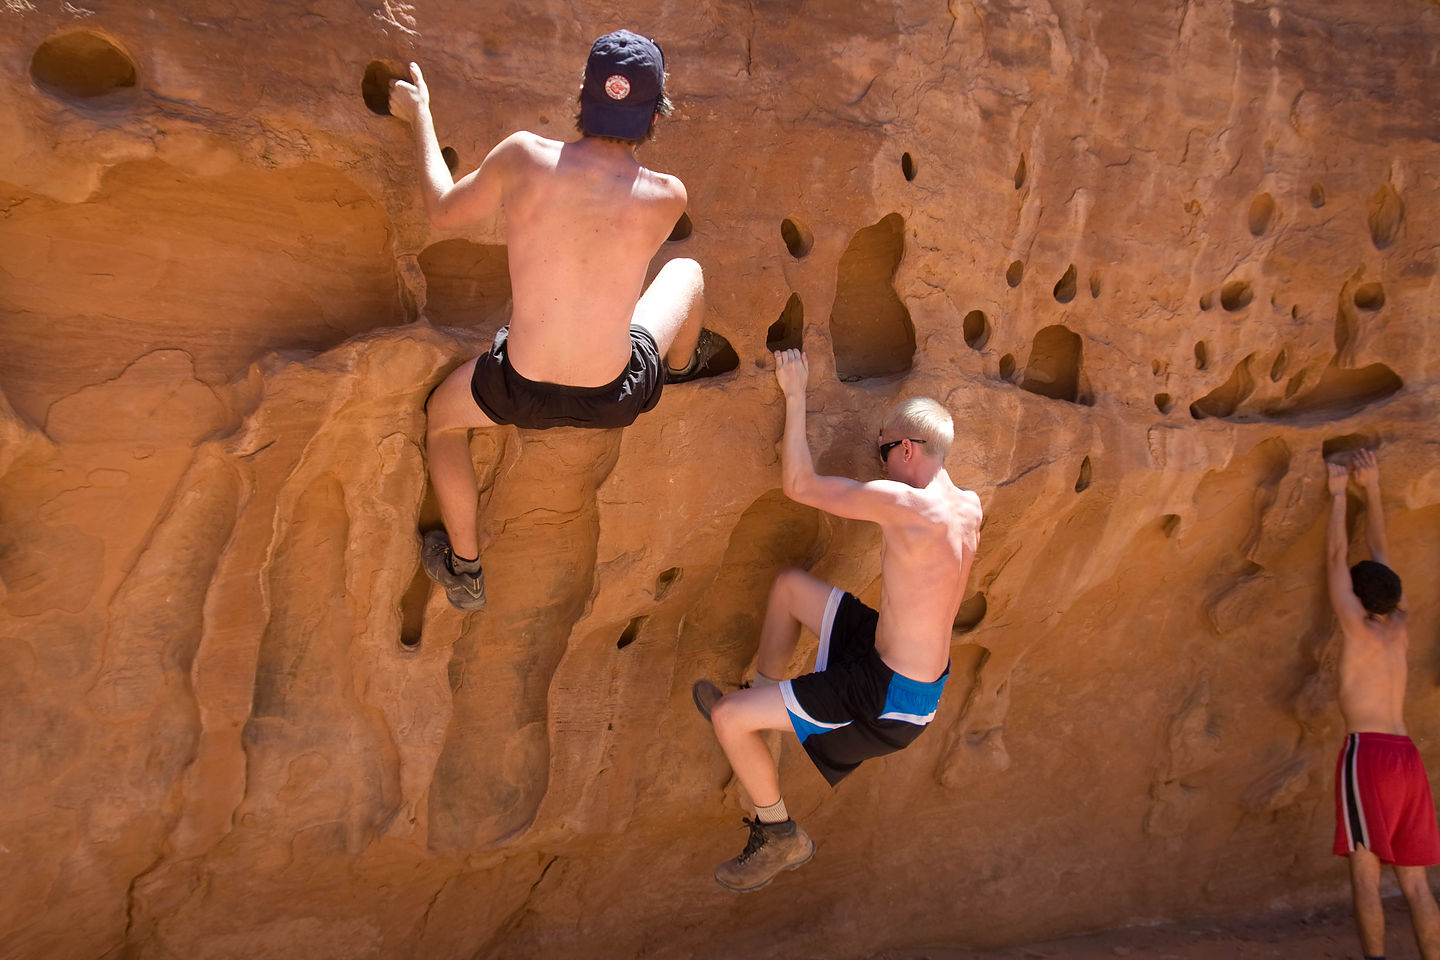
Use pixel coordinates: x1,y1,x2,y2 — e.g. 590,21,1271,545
2,1,1439,958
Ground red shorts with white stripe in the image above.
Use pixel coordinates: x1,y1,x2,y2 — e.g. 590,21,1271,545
1333,732,1440,866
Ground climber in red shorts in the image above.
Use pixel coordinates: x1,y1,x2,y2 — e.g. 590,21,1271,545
1325,449,1440,960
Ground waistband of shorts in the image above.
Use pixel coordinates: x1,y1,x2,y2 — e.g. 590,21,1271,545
1347,732,1414,745
500,327,651,398
878,653,951,693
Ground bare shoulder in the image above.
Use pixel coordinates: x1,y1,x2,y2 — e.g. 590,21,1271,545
493,130,561,166
638,165,687,206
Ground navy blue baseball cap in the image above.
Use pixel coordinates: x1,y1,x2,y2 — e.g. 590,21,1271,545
580,30,665,139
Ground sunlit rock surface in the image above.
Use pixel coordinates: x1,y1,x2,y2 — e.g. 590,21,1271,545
2,2,1439,957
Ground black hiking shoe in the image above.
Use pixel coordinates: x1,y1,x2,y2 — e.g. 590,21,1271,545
714,818,814,892
692,679,748,722
667,329,730,384
420,530,486,611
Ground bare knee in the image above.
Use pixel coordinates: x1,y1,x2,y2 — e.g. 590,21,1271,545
1399,867,1436,901
769,567,807,607
710,693,739,735
664,256,703,290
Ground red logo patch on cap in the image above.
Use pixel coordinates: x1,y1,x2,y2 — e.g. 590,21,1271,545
604,74,631,100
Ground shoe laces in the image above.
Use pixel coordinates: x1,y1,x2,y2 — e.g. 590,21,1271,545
736,817,770,863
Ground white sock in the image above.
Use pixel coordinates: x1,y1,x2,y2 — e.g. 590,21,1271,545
752,671,780,687
755,798,788,823
450,553,482,576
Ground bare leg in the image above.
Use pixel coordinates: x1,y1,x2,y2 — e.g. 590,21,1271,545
425,358,499,561
1397,864,1440,959
631,257,704,371
710,686,793,807
1351,847,1387,958
755,568,835,680
707,569,835,805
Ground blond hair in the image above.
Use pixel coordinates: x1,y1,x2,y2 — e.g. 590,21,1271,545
881,397,954,459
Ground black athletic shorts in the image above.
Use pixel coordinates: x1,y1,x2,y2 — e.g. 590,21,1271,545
780,588,949,786
469,325,665,429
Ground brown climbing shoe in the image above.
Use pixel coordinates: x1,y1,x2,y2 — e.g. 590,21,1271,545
714,818,814,893
692,679,749,721
421,530,486,611
667,329,729,384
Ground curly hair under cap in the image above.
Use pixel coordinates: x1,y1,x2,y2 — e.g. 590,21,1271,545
1351,559,1403,615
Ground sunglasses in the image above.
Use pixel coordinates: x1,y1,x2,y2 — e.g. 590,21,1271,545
879,438,926,462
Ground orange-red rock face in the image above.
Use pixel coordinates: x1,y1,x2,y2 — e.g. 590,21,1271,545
2,2,1439,958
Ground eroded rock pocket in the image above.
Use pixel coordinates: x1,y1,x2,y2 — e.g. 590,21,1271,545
363,60,408,115
962,310,989,350
1019,324,1086,404
668,212,693,243
830,213,914,381
31,30,137,99
781,218,813,259
768,294,804,352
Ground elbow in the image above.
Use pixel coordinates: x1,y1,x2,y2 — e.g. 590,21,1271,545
781,473,810,503
425,190,462,231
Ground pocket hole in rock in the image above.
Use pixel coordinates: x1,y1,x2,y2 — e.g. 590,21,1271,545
1353,282,1385,311
1074,456,1093,493
830,213,914,380
31,30,137,99
1220,280,1253,311
1014,154,1027,190
954,592,987,632
617,615,648,650
1160,514,1181,538
901,152,917,182
667,212,693,242
363,60,408,115
1199,291,1214,311
1088,269,1101,298
653,567,682,601
1322,433,1378,459
1309,183,1326,208
1019,324,1085,404
767,294,804,352
1248,192,1275,236
781,217,814,259
962,310,990,350
1006,260,1024,288
399,564,430,650
1194,341,1209,370
1269,349,1287,382
998,354,1016,380
1155,393,1174,414
1053,264,1077,303
1368,184,1403,250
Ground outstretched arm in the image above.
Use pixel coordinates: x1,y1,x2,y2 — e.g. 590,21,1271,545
1325,460,1366,627
1351,449,1390,566
774,350,909,523
389,63,505,229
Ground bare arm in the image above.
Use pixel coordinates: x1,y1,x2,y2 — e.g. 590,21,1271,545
1351,449,1390,566
774,350,910,523
1325,460,1367,627
389,63,505,229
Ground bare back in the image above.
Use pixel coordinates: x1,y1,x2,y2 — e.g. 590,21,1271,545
498,133,685,386
872,476,982,683
1338,611,1410,735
